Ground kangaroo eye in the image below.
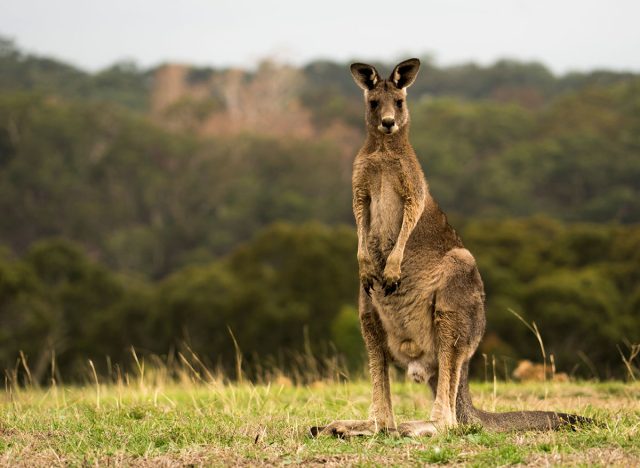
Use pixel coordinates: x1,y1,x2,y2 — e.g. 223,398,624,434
369,100,379,110
396,99,403,109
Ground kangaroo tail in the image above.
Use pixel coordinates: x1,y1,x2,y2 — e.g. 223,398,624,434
454,361,593,432
468,408,593,432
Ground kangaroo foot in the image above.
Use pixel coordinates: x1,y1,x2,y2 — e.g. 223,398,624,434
397,420,438,437
430,405,456,429
309,419,394,438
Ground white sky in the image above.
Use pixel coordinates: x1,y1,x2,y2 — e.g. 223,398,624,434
1,0,640,73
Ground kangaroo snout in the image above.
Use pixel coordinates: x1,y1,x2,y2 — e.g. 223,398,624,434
379,116,397,134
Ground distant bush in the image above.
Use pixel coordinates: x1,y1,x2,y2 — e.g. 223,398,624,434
464,218,640,378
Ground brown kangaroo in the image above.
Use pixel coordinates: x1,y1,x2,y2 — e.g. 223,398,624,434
311,58,590,437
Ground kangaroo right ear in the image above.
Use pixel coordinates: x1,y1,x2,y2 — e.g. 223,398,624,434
390,58,420,89
350,63,380,90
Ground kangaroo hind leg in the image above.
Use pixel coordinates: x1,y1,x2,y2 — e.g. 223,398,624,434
431,248,486,428
311,291,395,438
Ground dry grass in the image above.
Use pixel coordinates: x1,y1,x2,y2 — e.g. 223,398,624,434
1,373,639,467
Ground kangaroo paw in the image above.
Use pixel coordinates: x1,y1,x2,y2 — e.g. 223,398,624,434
383,279,401,296
360,272,377,296
362,279,374,296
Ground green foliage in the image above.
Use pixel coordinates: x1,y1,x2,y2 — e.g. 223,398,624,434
0,239,141,379
464,218,640,378
1,220,639,380
0,224,359,378
0,94,352,277
411,80,640,221
2,80,640,282
330,305,364,368
152,222,358,369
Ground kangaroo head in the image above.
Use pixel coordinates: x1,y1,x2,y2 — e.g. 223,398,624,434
350,58,420,135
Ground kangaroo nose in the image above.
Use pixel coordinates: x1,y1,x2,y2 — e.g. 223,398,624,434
382,117,395,128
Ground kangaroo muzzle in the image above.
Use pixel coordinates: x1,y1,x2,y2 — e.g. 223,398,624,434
379,116,398,134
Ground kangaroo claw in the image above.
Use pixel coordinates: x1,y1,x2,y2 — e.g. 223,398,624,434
361,277,374,296
384,280,400,296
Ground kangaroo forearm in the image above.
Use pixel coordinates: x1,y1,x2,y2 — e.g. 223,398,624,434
353,194,371,261
356,222,369,259
389,196,423,262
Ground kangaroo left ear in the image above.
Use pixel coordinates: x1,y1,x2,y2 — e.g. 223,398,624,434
350,63,381,91
390,58,420,89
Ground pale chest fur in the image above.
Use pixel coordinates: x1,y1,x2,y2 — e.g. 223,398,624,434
355,151,407,263
369,168,404,256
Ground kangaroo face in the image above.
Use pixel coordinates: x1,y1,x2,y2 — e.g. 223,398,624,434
350,59,421,136
366,83,407,135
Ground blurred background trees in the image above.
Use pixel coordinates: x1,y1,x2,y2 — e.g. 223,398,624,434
1,37,639,380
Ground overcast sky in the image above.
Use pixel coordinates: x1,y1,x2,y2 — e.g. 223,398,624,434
2,0,640,74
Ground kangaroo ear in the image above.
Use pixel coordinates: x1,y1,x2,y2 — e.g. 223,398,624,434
350,63,381,90
390,58,420,89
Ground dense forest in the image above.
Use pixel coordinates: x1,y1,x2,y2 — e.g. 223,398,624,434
0,37,639,381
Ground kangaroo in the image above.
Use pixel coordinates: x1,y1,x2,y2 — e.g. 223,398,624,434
311,58,590,438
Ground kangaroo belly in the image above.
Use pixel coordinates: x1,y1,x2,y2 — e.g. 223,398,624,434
371,282,438,370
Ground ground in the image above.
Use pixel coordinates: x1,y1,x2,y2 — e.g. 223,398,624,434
1,377,639,466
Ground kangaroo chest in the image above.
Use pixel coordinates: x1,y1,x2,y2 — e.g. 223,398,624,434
365,162,405,259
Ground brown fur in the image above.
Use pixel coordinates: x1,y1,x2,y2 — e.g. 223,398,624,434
310,59,590,438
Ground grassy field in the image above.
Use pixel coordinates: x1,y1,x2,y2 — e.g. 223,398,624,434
1,375,639,466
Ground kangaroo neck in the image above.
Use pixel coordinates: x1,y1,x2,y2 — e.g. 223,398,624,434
363,124,411,155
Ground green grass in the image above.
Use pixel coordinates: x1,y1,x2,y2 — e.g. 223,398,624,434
1,379,639,466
